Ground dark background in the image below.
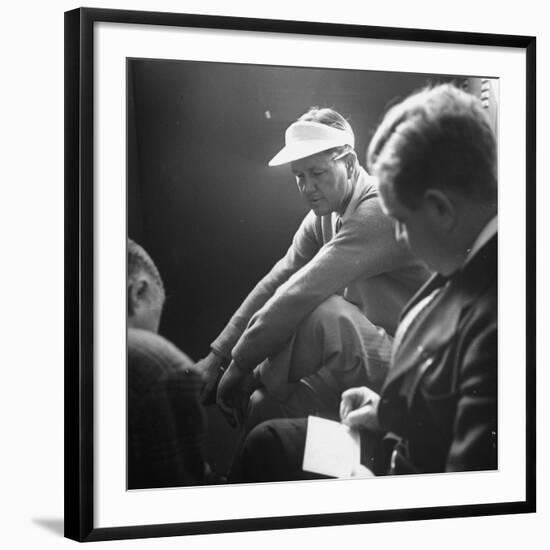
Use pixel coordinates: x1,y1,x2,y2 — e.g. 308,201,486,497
127,59,468,474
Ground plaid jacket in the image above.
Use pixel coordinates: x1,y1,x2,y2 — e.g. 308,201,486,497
128,328,206,489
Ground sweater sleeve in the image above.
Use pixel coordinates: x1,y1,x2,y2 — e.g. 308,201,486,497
231,196,414,370
210,212,321,358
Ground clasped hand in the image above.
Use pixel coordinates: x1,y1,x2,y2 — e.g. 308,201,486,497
339,386,381,478
339,386,382,433
216,361,257,427
194,351,225,404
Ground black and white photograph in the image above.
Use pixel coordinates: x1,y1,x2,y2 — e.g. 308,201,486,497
59,5,538,544
126,60,500,489
4,0,549,547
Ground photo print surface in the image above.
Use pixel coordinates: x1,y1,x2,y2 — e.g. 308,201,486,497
126,58,498,490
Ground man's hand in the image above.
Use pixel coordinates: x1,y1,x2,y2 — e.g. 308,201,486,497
339,386,382,432
195,351,225,404
216,361,248,426
233,369,262,425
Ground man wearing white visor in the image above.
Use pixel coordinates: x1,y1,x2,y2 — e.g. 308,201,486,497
198,107,430,431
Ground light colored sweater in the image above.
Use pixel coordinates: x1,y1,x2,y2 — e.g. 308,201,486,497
211,167,430,371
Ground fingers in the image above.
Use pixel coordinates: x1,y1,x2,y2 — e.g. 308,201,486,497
200,365,225,405
199,377,213,400
340,386,367,421
215,363,253,428
341,405,372,428
217,400,238,428
235,394,249,426
341,386,365,400
340,397,354,422
217,390,251,428
216,373,242,428
339,400,347,422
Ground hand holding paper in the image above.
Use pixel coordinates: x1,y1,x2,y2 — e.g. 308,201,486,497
302,416,367,478
340,386,382,432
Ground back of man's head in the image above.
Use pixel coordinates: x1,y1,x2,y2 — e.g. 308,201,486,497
127,239,165,332
367,83,497,209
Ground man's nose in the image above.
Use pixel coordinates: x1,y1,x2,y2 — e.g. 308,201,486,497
301,176,316,194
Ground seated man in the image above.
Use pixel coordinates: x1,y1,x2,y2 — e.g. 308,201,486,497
233,83,498,481
127,238,209,489
199,107,429,431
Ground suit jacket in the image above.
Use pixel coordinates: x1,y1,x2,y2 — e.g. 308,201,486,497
377,234,498,474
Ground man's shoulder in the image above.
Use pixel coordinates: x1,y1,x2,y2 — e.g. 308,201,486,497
128,327,185,358
128,329,196,393
345,180,389,230
457,234,498,306
347,171,383,216
355,169,379,198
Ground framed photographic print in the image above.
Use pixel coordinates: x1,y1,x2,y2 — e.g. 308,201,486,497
65,7,536,542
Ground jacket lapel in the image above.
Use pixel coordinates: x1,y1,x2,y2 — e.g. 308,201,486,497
397,272,448,321
383,234,498,392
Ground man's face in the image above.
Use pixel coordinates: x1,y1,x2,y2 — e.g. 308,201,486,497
379,178,443,273
290,151,351,216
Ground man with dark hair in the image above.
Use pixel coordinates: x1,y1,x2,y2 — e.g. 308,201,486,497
197,107,429,431
127,239,209,489
235,84,497,480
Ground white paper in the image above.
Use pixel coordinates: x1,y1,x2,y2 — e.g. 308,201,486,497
302,416,361,478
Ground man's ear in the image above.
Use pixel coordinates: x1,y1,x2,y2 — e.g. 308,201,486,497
423,189,456,231
128,277,149,315
345,151,358,179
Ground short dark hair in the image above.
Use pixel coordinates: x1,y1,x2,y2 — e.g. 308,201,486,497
127,239,165,314
367,84,497,208
299,107,357,161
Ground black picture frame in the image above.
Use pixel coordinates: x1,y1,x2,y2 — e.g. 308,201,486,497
64,7,537,542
